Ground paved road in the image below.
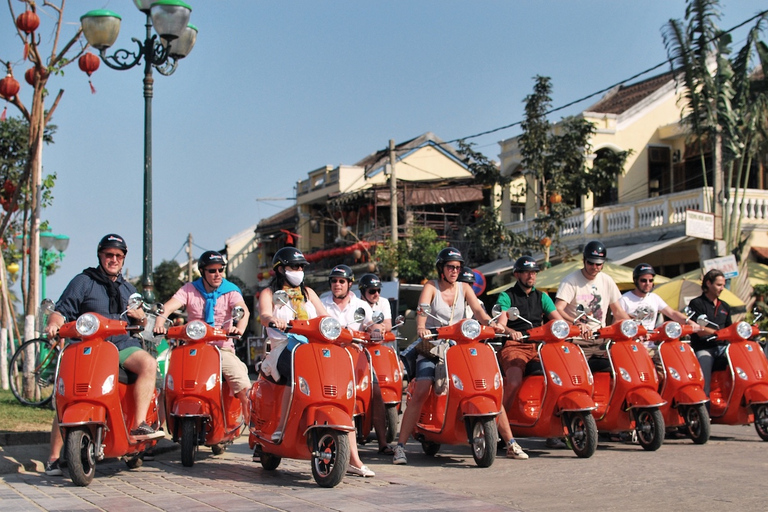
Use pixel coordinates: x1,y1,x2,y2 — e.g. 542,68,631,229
1,423,766,511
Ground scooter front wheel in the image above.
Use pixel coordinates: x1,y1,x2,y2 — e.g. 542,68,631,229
565,411,598,458
752,404,768,441
65,427,96,486
635,408,665,451
683,404,710,444
180,418,198,467
470,418,498,467
311,429,350,488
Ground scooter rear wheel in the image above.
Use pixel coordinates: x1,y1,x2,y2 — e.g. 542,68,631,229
565,412,598,458
683,404,710,444
311,428,349,488
752,404,768,441
635,408,665,451
470,418,498,468
180,418,198,467
65,427,96,486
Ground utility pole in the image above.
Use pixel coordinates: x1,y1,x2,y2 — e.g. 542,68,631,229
186,233,194,283
389,139,398,246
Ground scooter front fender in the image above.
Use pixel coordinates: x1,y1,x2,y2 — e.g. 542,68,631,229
556,391,597,413
60,403,107,427
744,383,768,406
459,396,501,417
171,396,210,418
626,388,666,409
673,385,709,406
302,404,355,434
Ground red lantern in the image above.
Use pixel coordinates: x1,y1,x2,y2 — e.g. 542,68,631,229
0,74,21,100
24,67,47,86
78,53,100,76
16,11,40,34
367,204,375,215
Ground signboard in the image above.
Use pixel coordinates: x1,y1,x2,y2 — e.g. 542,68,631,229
471,269,486,296
703,255,739,279
685,210,715,241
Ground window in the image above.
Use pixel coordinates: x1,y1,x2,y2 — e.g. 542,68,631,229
648,146,671,196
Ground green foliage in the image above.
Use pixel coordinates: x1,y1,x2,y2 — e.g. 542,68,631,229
462,206,514,265
149,260,185,304
376,226,446,283
456,140,510,187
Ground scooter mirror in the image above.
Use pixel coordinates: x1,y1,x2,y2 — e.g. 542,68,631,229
394,315,405,328
353,307,366,323
507,307,521,321
576,304,586,314
40,298,55,315
417,303,431,316
154,303,165,315
371,311,385,324
491,304,503,319
696,314,711,327
231,306,245,322
127,293,143,310
273,290,290,307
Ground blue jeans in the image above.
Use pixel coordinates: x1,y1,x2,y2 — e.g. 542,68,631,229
695,344,727,397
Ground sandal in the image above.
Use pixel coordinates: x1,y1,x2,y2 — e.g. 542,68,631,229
378,445,395,455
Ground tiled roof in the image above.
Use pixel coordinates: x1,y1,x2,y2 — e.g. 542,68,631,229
587,71,675,114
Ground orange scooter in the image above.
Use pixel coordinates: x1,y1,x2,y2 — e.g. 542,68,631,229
162,307,246,467
591,317,667,451
503,308,598,458
405,306,502,467
248,291,357,488
54,295,161,486
696,310,768,440
647,320,710,444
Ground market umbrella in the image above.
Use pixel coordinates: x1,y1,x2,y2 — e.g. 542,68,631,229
487,260,669,295
747,260,768,287
653,278,745,311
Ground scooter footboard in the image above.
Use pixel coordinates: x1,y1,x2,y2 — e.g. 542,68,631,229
302,404,355,435
744,384,768,405
460,396,501,417
626,388,666,409
60,403,107,427
556,391,597,413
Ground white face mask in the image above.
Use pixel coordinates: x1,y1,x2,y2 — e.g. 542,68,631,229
285,270,304,287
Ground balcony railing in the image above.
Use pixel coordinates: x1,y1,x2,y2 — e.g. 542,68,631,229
506,187,768,242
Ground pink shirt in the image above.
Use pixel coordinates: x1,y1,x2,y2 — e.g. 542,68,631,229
172,282,244,349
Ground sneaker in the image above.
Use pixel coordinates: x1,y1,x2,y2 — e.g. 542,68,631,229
392,445,407,465
347,464,375,477
506,441,529,460
45,459,63,476
545,437,567,449
130,422,165,440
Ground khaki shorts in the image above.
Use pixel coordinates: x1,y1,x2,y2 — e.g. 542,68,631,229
220,348,251,395
499,341,539,373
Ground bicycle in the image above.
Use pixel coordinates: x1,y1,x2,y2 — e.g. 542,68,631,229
8,337,60,407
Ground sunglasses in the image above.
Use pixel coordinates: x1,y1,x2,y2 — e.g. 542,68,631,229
586,260,604,267
101,252,125,261
288,264,305,270
367,289,381,295
206,268,225,274
330,278,348,284
639,278,654,283
444,264,462,272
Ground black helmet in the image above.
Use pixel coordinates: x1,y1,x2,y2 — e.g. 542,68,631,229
583,240,607,264
198,250,226,270
633,263,656,281
436,247,464,267
514,256,540,273
358,273,382,292
329,264,354,283
458,266,476,284
272,247,308,269
98,234,127,254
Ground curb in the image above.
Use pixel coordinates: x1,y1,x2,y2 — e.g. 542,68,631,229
0,431,49,447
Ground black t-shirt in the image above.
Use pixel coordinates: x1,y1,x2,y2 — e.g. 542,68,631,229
688,293,732,351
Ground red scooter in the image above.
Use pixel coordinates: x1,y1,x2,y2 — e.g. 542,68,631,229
648,321,710,444
696,311,768,440
248,291,357,488
54,295,161,486
405,306,502,467
162,307,246,467
591,318,667,451
502,308,598,458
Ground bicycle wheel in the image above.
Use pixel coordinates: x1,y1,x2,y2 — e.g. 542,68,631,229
9,338,59,407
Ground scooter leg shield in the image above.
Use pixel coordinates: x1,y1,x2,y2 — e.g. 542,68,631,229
303,405,355,434
460,396,501,417
60,404,107,427
172,397,209,417
744,384,768,405
673,385,709,405
556,391,598,413
626,388,667,409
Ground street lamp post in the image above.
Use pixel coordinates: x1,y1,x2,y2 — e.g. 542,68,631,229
80,0,196,302
15,231,69,300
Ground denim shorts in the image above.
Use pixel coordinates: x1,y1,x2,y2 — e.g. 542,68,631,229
414,355,437,381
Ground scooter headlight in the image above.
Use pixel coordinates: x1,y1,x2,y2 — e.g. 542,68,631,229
166,374,175,391
619,367,632,382
361,374,369,391
393,369,400,382
550,320,571,339
346,380,354,399
461,319,481,339
299,376,310,396
619,320,638,338
320,317,342,341
205,373,217,391
451,374,464,390
736,367,748,380
186,320,208,340
668,367,681,381
56,377,65,396
101,374,115,395
494,372,502,390
663,322,682,339
548,370,563,386
736,321,753,340
76,313,100,336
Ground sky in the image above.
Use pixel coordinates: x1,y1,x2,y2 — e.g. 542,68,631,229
1,0,765,301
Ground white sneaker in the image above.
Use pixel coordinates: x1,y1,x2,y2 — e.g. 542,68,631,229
347,464,375,477
392,445,407,465
507,441,529,460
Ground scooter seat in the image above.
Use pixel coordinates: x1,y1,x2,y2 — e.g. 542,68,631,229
524,359,543,376
118,367,139,385
712,356,729,372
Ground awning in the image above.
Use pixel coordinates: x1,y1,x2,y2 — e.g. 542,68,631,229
609,236,693,265
752,246,768,262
